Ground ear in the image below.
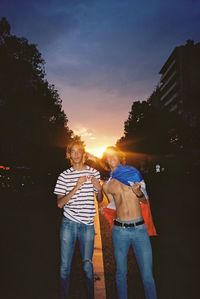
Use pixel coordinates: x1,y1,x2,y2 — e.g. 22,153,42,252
66,151,70,159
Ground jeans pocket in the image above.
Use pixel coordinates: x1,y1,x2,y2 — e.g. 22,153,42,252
112,225,120,231
136,223,148,235
61,217,74,230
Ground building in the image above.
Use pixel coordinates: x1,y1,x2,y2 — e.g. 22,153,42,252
149,40,200,126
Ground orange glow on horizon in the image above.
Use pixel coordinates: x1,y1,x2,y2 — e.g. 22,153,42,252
86,145,108,158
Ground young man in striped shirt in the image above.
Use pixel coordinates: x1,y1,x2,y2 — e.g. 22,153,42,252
54,140,103,299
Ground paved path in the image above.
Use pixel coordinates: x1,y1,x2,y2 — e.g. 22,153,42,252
1,173,199,299
93,201,106,299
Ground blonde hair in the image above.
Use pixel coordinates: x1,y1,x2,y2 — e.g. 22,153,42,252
66,140,85,159
101,146,126,169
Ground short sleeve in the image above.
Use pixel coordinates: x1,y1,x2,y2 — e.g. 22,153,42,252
92,169,101,192
94,170,100,180
54,173,67,195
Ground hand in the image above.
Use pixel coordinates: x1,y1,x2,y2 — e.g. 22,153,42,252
131,182,143,197
91,177,101,191
76,176,87,188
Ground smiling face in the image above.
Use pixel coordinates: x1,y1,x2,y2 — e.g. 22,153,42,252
105,149,121,170
69,144,85,165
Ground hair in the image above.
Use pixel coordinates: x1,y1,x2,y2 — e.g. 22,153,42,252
66,140,85,159
101,146,126,169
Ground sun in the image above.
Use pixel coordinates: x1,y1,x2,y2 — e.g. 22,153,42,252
86,145,107,158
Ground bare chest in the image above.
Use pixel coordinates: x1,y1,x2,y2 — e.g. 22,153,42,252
103,179,130,196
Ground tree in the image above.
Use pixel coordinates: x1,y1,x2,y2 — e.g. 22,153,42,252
117,97,200,174
117,100,188,158
0,17,10,36
0,18,72,170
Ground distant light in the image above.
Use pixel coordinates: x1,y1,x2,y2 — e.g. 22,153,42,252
86,145,108,158
0,165,10,170
155,164,161,173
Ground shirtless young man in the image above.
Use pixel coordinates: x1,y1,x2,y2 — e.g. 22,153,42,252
102,147,157,299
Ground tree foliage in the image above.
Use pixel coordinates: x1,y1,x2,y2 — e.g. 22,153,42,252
0,18,72,169
117,100,195,158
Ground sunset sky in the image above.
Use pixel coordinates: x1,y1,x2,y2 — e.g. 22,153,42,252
1,0,200,156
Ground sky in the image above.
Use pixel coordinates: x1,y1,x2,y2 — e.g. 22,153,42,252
1,0,200,156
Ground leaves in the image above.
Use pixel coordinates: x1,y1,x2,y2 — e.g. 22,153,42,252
117,100,196,156
0,18,72,169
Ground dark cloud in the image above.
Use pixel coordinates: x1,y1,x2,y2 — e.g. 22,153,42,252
36,0,200,99
0,0,95,47
1,0,200,142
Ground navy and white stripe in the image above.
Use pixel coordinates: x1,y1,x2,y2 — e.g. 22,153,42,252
54,166,100,225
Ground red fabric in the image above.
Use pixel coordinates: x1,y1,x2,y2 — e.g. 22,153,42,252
102,207,116,228
140,200,157,236
103,201,157,236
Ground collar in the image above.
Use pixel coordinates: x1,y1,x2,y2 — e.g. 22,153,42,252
70,165,89,172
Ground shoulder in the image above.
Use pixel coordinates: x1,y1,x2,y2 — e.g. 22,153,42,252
88,166,100,176
102,180,109,194
125,165,139,172
126,165,142,176
103,178,117,189
58,168,73,179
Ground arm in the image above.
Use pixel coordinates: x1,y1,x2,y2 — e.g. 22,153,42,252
103,191,114,203
131,182,147,203
57,176,87,209
96,189,103,203
103,183,115,208
91,177,103,203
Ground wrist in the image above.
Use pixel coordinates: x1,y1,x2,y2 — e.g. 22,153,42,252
136,192,144,198
132,189,143,198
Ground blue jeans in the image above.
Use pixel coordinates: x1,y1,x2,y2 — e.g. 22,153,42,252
112,218,157,299
60,217,95,299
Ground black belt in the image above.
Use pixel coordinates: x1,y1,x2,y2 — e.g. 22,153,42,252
114,219,144,227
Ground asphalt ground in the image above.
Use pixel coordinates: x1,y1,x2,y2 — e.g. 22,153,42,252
1,188,89,299
100,173,199,299
1,172,199,299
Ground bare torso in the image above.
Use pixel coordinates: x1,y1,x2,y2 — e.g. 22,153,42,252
103,179,142,221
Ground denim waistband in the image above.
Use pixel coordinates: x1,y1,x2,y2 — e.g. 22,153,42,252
62,215,94,226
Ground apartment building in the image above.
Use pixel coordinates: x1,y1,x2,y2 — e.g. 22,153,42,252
149,40,200,125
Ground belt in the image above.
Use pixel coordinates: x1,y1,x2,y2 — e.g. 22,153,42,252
114,219,144,228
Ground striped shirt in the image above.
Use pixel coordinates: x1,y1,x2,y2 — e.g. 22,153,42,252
54,165,100,225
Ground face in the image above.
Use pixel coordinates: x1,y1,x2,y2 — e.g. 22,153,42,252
69,144,85,164
106,150,120,169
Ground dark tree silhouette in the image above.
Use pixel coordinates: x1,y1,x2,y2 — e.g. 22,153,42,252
117,96,200,174
0,18,72,170
117,100,194,160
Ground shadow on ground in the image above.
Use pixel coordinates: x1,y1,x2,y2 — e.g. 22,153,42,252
1,188,88,299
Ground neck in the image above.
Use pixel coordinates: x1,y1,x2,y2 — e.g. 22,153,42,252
72,162,86,171
110,164,120,172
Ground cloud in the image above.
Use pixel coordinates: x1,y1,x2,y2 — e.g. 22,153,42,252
43,0,200,100
0,0,95,47
1,0,200,144
73,127,96,140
